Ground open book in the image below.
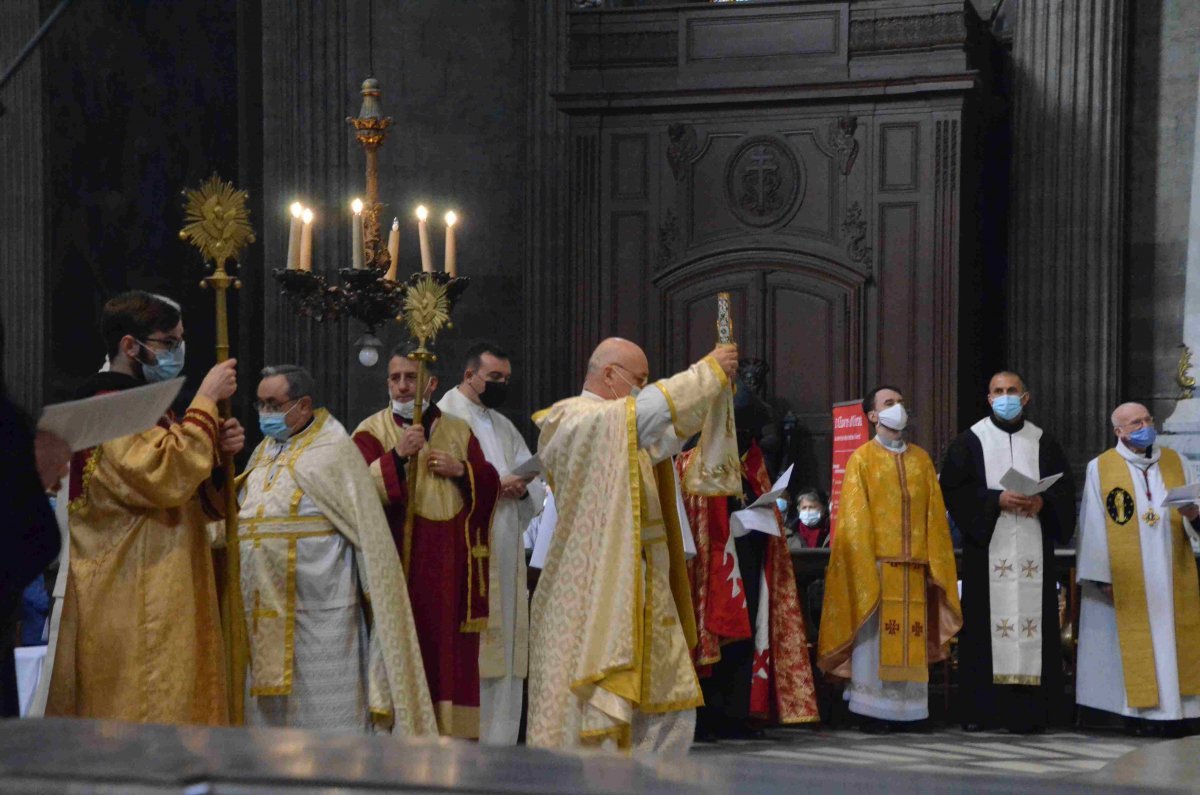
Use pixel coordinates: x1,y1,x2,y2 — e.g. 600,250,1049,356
1161,482,1200,509
999,467,1063,497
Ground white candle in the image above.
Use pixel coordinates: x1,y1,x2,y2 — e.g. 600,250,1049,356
286,201,303,270
416,205,432,273
351,198,365,269
444,211,458,277
386,217,400,280
299,208,314,272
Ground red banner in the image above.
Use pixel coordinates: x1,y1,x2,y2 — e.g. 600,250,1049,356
829,399,869,540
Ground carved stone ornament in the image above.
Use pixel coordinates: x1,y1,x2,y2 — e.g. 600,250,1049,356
841,201,873,268
666,123,699,183
725,136,804,229
849,12,969,54
829,116,860,176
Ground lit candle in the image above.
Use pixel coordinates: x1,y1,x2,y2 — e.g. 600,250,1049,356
444,211,458,277
416,205,432,273
386,217,400,280
286,201,303,270
299,208,314,272
351,198,365,269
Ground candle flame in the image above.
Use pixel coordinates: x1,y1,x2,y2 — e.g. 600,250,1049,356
392,217,400,230
444,211,458,227
302,208,314,224
290,201,304,218
352,198,364,214
416,205,428,222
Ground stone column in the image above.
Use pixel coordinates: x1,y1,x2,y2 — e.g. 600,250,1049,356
1161,63,1200,474
260,0,353,419
1007,0,1128,473
0,0,45,412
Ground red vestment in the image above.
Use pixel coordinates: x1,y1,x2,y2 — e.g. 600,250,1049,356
353,405,499,738
678,441,819,724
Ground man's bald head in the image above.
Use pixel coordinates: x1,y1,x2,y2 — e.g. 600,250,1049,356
583,337,650,400
1111,401,1156,451
1111,402,1150,429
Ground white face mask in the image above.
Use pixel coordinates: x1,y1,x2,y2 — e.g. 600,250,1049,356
798,508,822,527
877,403,908,432
611,367,642,399
392,398,429,420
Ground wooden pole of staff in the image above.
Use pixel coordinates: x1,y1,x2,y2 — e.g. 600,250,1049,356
181,175,255,725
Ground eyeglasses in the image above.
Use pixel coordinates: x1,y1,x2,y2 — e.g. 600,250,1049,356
140,336,184,354
254,398,300,413
1115,416,1154,433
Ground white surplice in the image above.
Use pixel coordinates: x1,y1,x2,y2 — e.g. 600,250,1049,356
1076,441,1200,720
438,387,545,746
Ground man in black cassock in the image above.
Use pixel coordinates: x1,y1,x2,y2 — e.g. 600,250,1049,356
940,371,1075,733
0,317,68,717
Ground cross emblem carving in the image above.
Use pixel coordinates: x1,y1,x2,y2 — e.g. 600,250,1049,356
993,559,1014,578
1022,618,1039,638
995,618,1015,639
1022,559,1040,579
744,146,779,214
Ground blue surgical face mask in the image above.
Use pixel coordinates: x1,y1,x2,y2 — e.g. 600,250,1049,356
775,497,789,513
138,340,185,383
258,402,299,442
991,394,1023,422
1128,426,1157,450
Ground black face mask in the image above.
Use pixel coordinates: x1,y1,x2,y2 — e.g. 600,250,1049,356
478,380,509,409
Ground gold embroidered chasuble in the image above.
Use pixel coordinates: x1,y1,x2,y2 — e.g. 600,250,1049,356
46,395,228,725
527,357,738,750
1096,447,1200,708
237,409,436,735
818,440,962,682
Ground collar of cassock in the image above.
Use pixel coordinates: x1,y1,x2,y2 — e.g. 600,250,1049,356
988,414,1025,434
1116,439,1160,470
873,434,907,454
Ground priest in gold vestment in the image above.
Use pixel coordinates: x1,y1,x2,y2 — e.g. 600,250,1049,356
527,338,740,756
818,385,961,728
238,366,436,735
46,291,244,725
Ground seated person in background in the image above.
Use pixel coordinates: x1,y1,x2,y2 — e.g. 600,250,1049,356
787,488,830,551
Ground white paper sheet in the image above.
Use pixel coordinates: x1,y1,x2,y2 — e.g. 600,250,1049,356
729,464,793,537
37,377,185,451
510,454,542,479
999,467,1063,497
1162,482,1200,508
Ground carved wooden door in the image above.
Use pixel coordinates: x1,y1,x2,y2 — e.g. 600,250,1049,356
660,260,862,489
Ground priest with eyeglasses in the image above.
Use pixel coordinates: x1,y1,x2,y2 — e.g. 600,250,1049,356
1076,402,1200,737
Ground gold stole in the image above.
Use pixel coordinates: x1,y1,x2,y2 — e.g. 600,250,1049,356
1098,447,1200,708
879,562,928,681
878,452,928,682
356,408,473,520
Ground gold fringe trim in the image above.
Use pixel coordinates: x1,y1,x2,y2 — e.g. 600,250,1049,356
992,674,1042,686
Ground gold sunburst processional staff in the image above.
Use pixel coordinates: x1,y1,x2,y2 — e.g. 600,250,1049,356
179,173,255,725
398,273,457,575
